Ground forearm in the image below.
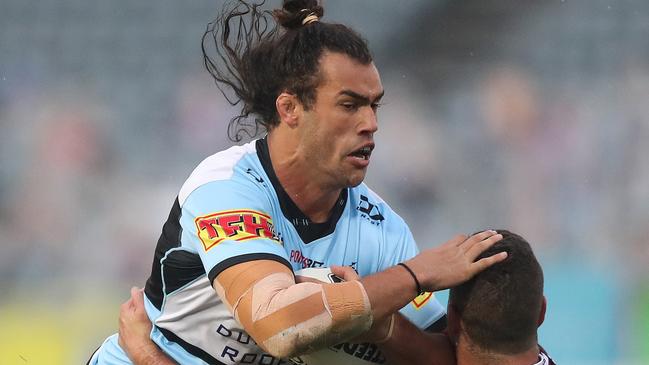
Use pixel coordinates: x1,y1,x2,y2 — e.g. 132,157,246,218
360,265,420,321
379,314,455,365
214,260,373,358
362,231,506,322
212,231,505,359
127,342,178,365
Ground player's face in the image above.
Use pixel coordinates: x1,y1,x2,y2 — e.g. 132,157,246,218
300,52,384,189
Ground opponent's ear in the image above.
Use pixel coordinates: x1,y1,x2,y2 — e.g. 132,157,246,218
537,295,547,327
276,92,301,128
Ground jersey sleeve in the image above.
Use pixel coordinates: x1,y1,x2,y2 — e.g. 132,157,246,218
179,179,290,283
379,209,447,330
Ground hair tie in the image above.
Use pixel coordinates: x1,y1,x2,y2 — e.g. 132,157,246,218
301,10,319,25
397,263,424,296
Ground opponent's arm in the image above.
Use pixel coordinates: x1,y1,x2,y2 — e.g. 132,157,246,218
379,314,455,365
118,287,178,365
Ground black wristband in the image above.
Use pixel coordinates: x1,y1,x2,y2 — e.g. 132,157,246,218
397,262,424,296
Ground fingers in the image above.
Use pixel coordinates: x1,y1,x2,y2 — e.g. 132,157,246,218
466,232,503,259
330,265,358,281
120,287,144,317
450,234,468,246
131,286,144,307
472,251,508,273
459,230,497,248
120,300,129,311
120,297,134,312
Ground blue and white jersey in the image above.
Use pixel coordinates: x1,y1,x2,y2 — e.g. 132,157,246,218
90,138,445,365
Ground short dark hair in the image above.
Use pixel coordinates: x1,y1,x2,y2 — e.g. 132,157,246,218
202,0,373,141
449,230,544,354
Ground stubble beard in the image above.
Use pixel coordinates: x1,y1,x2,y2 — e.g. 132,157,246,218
303,130,366,190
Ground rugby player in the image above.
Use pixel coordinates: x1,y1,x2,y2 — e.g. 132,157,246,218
88,1,507,364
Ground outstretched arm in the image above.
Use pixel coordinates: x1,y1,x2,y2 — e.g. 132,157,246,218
361,231,505,322
213,231,504,359
118,287,177,365
363,231,504,365
118,231,504,362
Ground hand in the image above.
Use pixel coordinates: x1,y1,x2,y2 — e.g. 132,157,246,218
294,266,358,284
406,230,506,292
330,265,359,281
118,287,155,360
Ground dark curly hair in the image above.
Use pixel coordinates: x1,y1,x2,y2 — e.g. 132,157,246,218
202,0,373,141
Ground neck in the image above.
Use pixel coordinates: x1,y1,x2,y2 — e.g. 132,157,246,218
267,133,341,223
456,336,541,365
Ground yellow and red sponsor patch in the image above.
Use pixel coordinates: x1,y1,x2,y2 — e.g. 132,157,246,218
194,209,279,251
411,291,433,310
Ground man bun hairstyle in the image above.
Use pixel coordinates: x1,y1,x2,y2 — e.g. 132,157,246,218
273,0,323,29
202,0,372,141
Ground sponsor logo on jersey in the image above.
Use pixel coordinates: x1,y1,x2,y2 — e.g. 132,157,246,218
411,291,433,310
289,250,325,269
288,250,358,272
195,209,280,251
357,195,384,225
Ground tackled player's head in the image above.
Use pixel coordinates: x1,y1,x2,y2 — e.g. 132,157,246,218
448,230,545,355
203,0,373,140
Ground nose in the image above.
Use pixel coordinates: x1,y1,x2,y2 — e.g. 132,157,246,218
358,107,378,135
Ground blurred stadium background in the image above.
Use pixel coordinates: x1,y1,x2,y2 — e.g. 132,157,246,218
1,0,648,364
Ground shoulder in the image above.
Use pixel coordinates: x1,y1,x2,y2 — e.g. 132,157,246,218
178,141,260,206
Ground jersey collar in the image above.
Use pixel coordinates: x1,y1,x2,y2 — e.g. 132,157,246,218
256,138,348,244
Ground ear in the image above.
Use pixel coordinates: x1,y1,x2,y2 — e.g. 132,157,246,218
276,92,302,128
537,295,547,327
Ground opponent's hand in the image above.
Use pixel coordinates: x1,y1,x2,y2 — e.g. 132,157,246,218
118,287,154,359
406,230,506,292
118,288,178,364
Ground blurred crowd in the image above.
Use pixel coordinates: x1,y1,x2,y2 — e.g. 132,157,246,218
1,1,647,364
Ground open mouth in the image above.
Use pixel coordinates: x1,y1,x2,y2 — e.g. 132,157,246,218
349,145,374,161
